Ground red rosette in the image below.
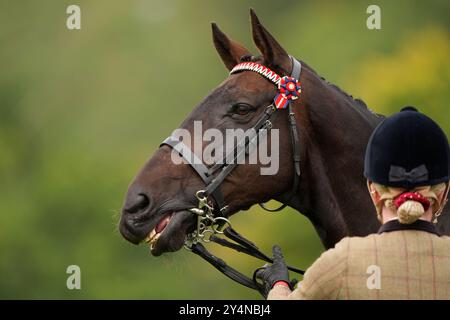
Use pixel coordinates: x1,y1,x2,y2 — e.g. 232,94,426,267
278,76,301,101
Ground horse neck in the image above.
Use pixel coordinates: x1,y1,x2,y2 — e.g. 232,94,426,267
287,66,382,249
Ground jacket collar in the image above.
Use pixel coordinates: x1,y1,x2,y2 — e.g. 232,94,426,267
378,219,440,236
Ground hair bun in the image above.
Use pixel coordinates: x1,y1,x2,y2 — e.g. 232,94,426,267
397,200,425,224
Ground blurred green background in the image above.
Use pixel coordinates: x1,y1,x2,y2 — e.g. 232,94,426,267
0,0,449,299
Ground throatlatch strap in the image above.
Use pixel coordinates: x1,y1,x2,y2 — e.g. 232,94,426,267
258,57,302,212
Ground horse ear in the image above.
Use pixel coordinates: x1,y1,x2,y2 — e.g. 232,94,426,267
250,8,290,73
212,22,251,71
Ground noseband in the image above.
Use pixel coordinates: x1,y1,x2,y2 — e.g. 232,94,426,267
160,56,304,295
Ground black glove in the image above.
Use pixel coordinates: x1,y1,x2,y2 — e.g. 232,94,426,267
254,245,297,298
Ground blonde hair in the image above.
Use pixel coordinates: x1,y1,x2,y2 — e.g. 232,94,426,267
372,183,447,224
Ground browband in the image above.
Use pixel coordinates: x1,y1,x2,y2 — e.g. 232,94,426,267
230,56,302,110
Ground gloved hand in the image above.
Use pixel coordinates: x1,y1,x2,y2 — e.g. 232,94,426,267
254,245,297,298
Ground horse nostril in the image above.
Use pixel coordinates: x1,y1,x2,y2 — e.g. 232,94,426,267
124,194,150,214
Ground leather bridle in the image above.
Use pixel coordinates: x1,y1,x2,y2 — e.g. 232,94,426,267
160,56,304,295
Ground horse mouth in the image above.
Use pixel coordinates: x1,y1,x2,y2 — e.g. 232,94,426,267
144,212,173,248
143,209,195,256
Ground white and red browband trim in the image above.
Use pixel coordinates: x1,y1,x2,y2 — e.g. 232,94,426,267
230,61,302,109
230,61,282,86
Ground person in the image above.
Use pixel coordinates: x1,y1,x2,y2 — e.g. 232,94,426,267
255,106,450,299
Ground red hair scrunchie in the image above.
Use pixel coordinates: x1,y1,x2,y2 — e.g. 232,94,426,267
393,192,431,211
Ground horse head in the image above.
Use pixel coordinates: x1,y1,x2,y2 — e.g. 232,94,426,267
119,10,307,255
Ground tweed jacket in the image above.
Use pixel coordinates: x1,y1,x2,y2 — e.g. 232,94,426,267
268,220,450,299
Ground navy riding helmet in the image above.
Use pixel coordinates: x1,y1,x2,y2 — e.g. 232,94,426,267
364,106,450,189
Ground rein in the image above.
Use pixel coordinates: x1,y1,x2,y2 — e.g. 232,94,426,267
160,56,304,295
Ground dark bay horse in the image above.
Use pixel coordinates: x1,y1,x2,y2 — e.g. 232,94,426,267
119,10,450,259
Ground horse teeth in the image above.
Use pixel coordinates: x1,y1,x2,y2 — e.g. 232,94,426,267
145,228,157,243
150,234,160,248
146,229,162,249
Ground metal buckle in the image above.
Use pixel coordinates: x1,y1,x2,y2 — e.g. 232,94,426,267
184,190,232,250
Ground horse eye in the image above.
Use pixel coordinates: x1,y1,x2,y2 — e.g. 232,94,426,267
232,103,252,116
